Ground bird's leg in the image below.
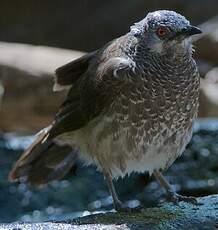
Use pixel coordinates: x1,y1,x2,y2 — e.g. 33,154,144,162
153,169,197,204
103,170,123,210
103,170,142,212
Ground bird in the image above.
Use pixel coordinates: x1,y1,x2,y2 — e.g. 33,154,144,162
9,10,202,212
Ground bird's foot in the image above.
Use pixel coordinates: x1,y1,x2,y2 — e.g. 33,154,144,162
114,201,143,213
167,190,197,205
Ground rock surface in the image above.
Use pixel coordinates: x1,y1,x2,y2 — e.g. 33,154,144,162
0,42,84,132
1,195,218,230
199,68,218,117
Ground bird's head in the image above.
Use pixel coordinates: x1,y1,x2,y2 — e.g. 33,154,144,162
131,10,202,55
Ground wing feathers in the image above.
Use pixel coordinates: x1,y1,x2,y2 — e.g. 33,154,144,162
53,51,96,91
9,35,135,185
9,127,78,185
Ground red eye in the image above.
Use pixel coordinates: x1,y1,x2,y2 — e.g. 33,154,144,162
156,27,169,37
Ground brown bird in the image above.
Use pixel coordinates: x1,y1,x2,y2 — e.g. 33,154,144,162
9,10,201,212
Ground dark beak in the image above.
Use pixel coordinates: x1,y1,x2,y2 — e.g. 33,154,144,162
181,26,202,36
170,26,202,40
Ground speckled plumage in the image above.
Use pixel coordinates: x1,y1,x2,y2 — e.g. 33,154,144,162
10,10,201,208
56,32,199,178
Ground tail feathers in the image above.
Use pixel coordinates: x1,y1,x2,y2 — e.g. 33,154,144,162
9,128,78,185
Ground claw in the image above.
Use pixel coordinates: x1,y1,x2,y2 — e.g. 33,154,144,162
153,171,198,206
167,192,198,205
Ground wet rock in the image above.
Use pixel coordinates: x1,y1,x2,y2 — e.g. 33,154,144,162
1,195,218,230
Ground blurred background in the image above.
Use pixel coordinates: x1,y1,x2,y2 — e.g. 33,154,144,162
0,0,218,223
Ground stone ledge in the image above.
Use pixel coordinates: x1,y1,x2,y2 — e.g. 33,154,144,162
1,195,218,230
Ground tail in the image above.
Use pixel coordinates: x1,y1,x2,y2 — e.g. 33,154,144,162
9,127,78,185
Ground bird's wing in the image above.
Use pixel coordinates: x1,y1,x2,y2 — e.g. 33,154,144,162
49,41,134,138
9,126,78,185
53,51,97,91
9,36,135,184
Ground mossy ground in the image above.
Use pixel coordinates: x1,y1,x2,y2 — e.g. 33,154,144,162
1,195,218,230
